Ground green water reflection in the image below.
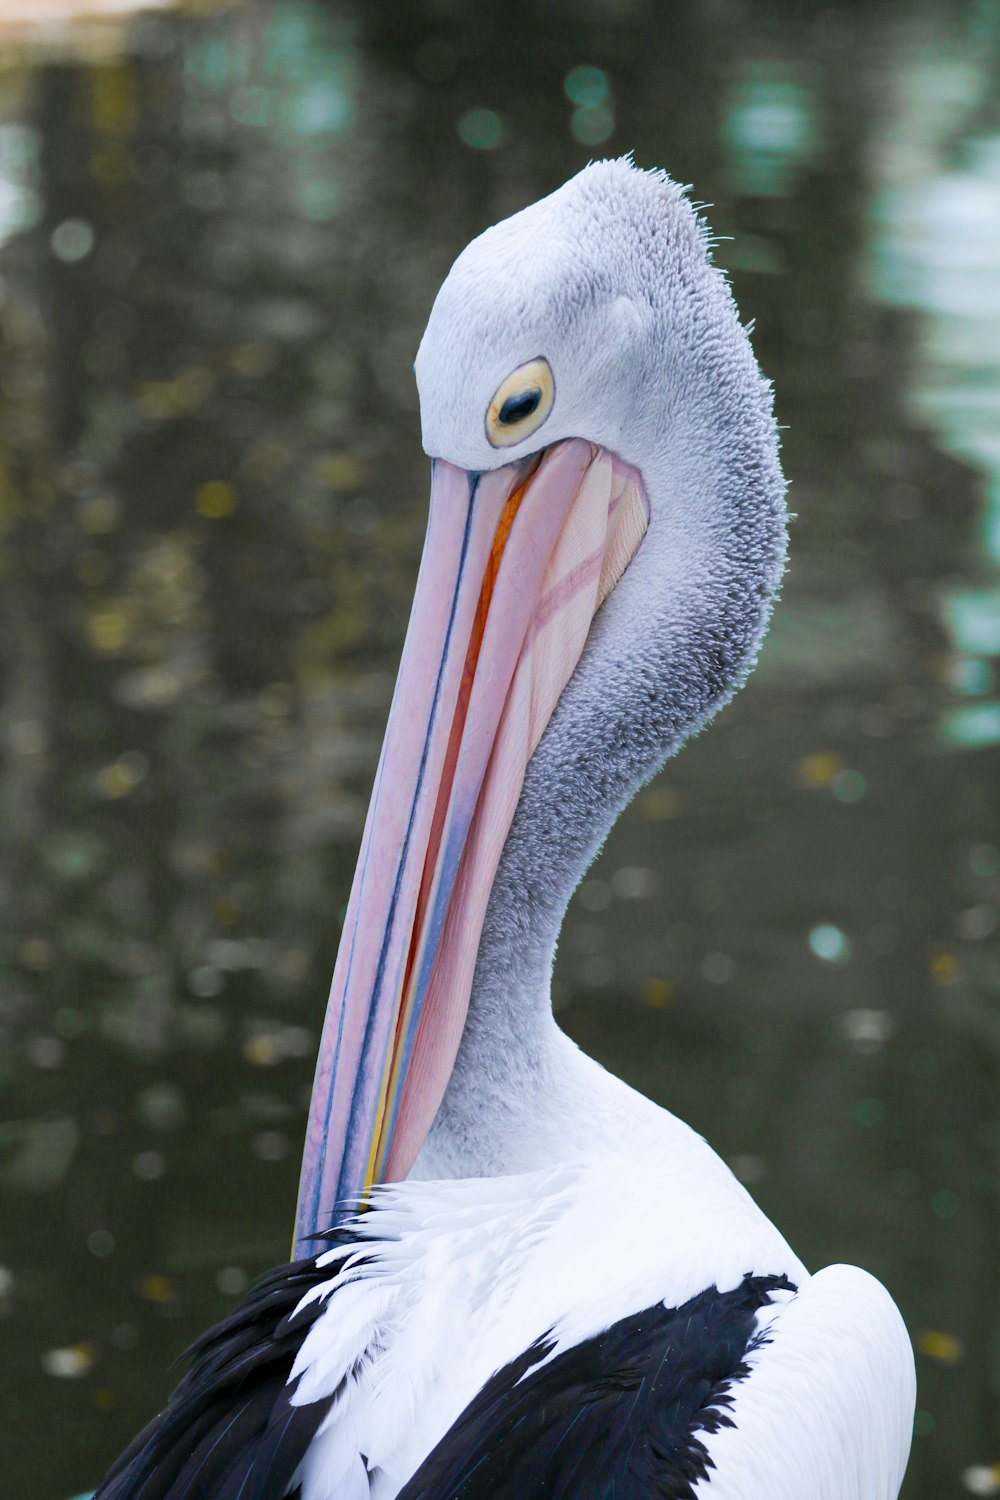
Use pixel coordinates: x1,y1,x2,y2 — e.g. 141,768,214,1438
0,3,996,1497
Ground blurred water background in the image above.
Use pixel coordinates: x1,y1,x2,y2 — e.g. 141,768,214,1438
0,1,997,1495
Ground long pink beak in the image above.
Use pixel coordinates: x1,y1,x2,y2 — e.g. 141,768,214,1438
294,438,648,1255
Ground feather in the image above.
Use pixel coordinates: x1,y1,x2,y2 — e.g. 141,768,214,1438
397,1273,795,1500
94,1248,350,1500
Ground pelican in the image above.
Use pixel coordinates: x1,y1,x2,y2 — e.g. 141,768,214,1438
96,158,915,1500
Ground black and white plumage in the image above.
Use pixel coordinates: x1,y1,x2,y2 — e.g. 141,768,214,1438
397,1272,799,1500
98,1244,796,1500
94,158,916,1499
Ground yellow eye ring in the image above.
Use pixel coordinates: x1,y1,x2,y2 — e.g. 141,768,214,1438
485,357,555,449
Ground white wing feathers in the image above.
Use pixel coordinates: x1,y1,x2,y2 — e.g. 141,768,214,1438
696,1264,916,1500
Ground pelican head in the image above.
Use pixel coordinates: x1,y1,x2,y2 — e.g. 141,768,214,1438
295,158,786,1252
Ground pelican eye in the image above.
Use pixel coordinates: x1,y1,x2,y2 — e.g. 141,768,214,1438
486,357,555,448
500,389,541,425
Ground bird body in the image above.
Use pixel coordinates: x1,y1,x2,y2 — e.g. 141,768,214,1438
95,158,916,1500
98,1124,913,1499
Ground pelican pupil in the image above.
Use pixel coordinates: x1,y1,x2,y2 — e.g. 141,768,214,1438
499,388,541,426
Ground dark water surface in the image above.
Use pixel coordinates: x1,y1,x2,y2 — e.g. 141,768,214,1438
0,2,997,1496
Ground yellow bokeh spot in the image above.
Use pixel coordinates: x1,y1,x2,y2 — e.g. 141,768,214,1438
99,760,139,799
798,751,842,786
138,368,214,421
87,607,129,652
930,950,958,982
215,897,240,926
641,787,680,821
95,1386,115,1411
916,1329,963,1365
137,382,176,420
312,452,366,490
641,978,673,1009
139,1274,172,1303
196,481,237,520
244,1035,279,1067
19,936,52,970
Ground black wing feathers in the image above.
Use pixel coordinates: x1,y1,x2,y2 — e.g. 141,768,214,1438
95,1247,351,1500
398,1272,795,1500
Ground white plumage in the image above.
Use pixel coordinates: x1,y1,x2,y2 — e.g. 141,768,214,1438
288,1118,912,1498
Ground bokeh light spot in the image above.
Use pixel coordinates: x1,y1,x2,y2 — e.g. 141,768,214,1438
196,480,237,519
312,452,365,489
253,1129,291,1161
956,905,998,940
457,109,503,150
564,65,609,108
87,608,130,653
51,218,94,263
99,752,149,800
809,923,851,962
969,843,1000,878
840,1008,893,1052
832,768,866,802
216,1266,249,1296
916,1328,964,1364
962,1465,1000,1495
641,786,680,820
20,936,52,970
578,879,611,912
132,1150,166,1182
641,977,673,1008
929,949,959,983
571,104,615,146
611,865,658,899
949,656,993,695
139,1274,173,1303
42,1343,94,1378
940,701,1000,749
798,751,842,786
